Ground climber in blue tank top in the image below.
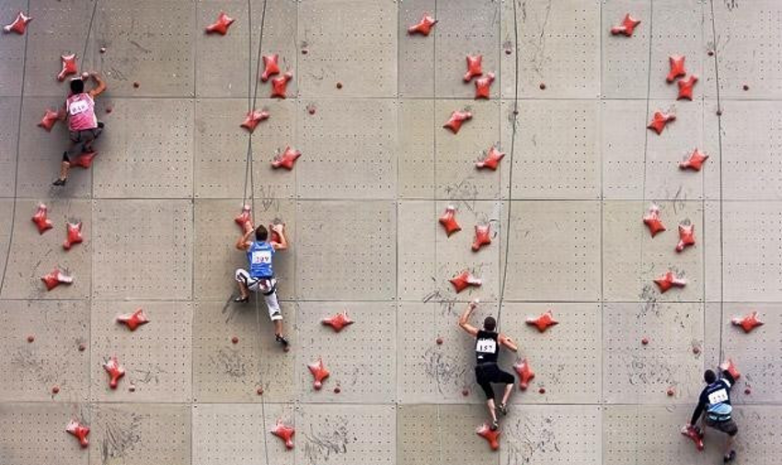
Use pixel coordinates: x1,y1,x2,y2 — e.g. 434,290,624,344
247,240,275,278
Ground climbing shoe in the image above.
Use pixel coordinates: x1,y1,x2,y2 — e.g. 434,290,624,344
723,450,736,463
276,334,289,348
497,403,508,417
233,295,249,303
52,178,67,186
489,420,499,432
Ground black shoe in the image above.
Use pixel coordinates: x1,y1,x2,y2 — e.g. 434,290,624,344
233,295,249,303
723,450,736,463
497,403,508,417
489,421,499,431
97,122,104,129
275,334,289,348
52,178,67,186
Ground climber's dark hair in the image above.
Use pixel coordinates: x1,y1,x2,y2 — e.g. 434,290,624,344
483,316,496,332
255,225,268,242
70,78,84,94
704,369,716,384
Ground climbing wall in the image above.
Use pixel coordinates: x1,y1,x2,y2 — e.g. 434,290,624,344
1,0,781,464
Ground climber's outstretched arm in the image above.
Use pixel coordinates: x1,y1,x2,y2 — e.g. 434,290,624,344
458,299,479,337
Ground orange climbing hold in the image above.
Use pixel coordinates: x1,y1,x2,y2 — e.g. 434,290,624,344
642,204,666,237
407,13,437,36
321,312,354,333
57,54,78,82
271,72,293,98
463,55,483,82
308,358,330,390
271,146,301,170
723,359,741,380
666,55,687,83
261,54,280,82
241,109,270,132
526,310,558,333
38,108,60,131
513,358,535,390
475,146,505,170
610,14,641,37
66,419,90,448
32,204,53,234
3,11,32,35
41,268,72,291
476,423,500,450
449,270,482,293
676,224,695,252
677,75,698,100
654,271,686,293
103,356,126,389
70,151,97,169
647,111,676,135
63,222,83,250
443,110,472,134
116,308,150,331
234,205,252,230
472,224,492,251
679,148,709,171
474,72,495,99
731,311,764,334
438,205,461,236
271,421,295,449
205,12,235,35
681,424,704,451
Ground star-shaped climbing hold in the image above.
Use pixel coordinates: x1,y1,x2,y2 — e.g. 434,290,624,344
610,14,641,37
66,419,90,448
677,75,698,100
321,312,354,333
475,146,505,170
103,356,126,389
38,109,60,131
450,270,482,293
513,358,535,390
676,224,695,252
438,205,461,236
57,54,78,82
71,151,97,169
4,11,32,35
271,420,295,450
526,310,558,333
240,109,270,132
679,148,708,171
117,308,150,331
408,13,437,36
472,224,492,251
643,204,666,237
261,54,280,82
308,358,330,390
731,311,764,334
647,111,675,135
464,55,483,82
63,222,83,250
205,12,235,35
666,55,686,83
271,146,301,170
234,205,252,230
443,110,472,134
32,204,53,234
270,72,293,98
41,268,73,291
474,72,495,99
654,271,686,293
680,425,705,451
476,423,500,451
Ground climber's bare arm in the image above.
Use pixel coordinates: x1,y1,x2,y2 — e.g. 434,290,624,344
499,333,518,352
270,223,288,251
458,299,479,337
235,228,253,251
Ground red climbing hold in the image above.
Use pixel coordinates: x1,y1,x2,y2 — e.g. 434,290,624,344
654,271,686,293
472,224,492,251
679,148,709,171
474,72,495,99
205,12,235,35
610,14,641,37
722,359,741,380
38,109,60,131
438,205,461,236
443,110,472,134
231,336,239,344
744,387,751,395
27,335,34,343
666,55,686,83
681,425,704,451
32,204,53,234
667,388,675,396
57,54,78,82
63,222,83,250
677,75,698,100
321,312,354,333
450,270,482,293
52,385,60,394
461,388,469,396
333,386,341,394
513,358,535,390
476,423,500,451
647,111,676,135
271,72,293,98
241,110,270,132
475,146,505,170
234,205,252,230
66,419,90,448
71,151,97,169
116,308,150,331
308,358,330,390
407,13,437,36
538,387,546,394
271,146,301,170
731,311,764,334
435,337,443,345
3,11,32,35
271,421,295,450
261,54,280,82
642,204,666,237
526,310,558,333
103,356,126,389
641,337,649,345
676,224,695,252
463,55,483,82
41,268,73,291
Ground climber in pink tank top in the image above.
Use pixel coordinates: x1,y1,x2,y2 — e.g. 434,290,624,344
53,71,107,186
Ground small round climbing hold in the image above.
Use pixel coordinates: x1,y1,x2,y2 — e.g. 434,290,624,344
133,82,140,88
513,109,519,115
505,49,512,55
27,335,34,343
641,337,649,345
256,387,264,395
105,107,112,114
334,386,341,394
462,389,469,397
716,109,722,116
231,336,239,344
301,49,308,55
435,337,443,345
707,50,714,56
128,384,136,392
744,387,751,395
78,343,86,352
539,83,546,90
742,84,749,91
100,47,106,54
692,346,700,354
538,387,546,394
283,345,290,353
336,82,343,89
667,388,675,396
307,106,316,115
52,386,60,394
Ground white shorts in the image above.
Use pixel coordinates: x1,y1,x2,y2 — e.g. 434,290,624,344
235,269,283,321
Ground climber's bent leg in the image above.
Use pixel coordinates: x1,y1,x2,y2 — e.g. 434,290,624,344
476,364,498,428
234,269,256,302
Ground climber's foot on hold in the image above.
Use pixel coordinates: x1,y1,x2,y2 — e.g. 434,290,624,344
275,334,289,348
723,451,736,463
497,403,508,417
52,177,67,186
489,420,499,432
233,295,249,303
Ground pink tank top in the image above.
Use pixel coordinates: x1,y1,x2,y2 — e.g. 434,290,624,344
66,93,97,131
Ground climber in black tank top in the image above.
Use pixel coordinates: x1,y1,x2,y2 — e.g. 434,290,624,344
459,299,519,431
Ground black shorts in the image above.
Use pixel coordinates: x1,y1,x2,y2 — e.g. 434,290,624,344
706,416,738,436
475,363,515,400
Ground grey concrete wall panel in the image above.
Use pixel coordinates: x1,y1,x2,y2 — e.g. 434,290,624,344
0,97,21,197
0,1,26,97
435,100,501,200
502,0,600,99
89,403,191,465
601,0,652,99
297,301,395,403
398,0,436,98
502,200,601,301
501,100,600,200
192,300,296,403
92,0,195,97
1,198,91,299
90,300,192,403
0,402,90,465
195,1,251,99
703,200,723,302
0,200,13,285
0,300,89,402
298,0,396,98
398,99,435,199
296,200,395,300
92,199,192,300
295,404,395,465
297,99,396,199
437,404,498,465
397,404,439,465
194,199,296,301
397,201,436,301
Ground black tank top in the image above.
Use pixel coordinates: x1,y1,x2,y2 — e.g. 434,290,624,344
475,330,499,364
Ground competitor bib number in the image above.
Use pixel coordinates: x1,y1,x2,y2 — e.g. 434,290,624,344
708,389,729,405
69,100,89,115
251,251,272,264
476,338,497,354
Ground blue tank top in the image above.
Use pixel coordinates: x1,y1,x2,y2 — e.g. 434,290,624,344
246,241,275,278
